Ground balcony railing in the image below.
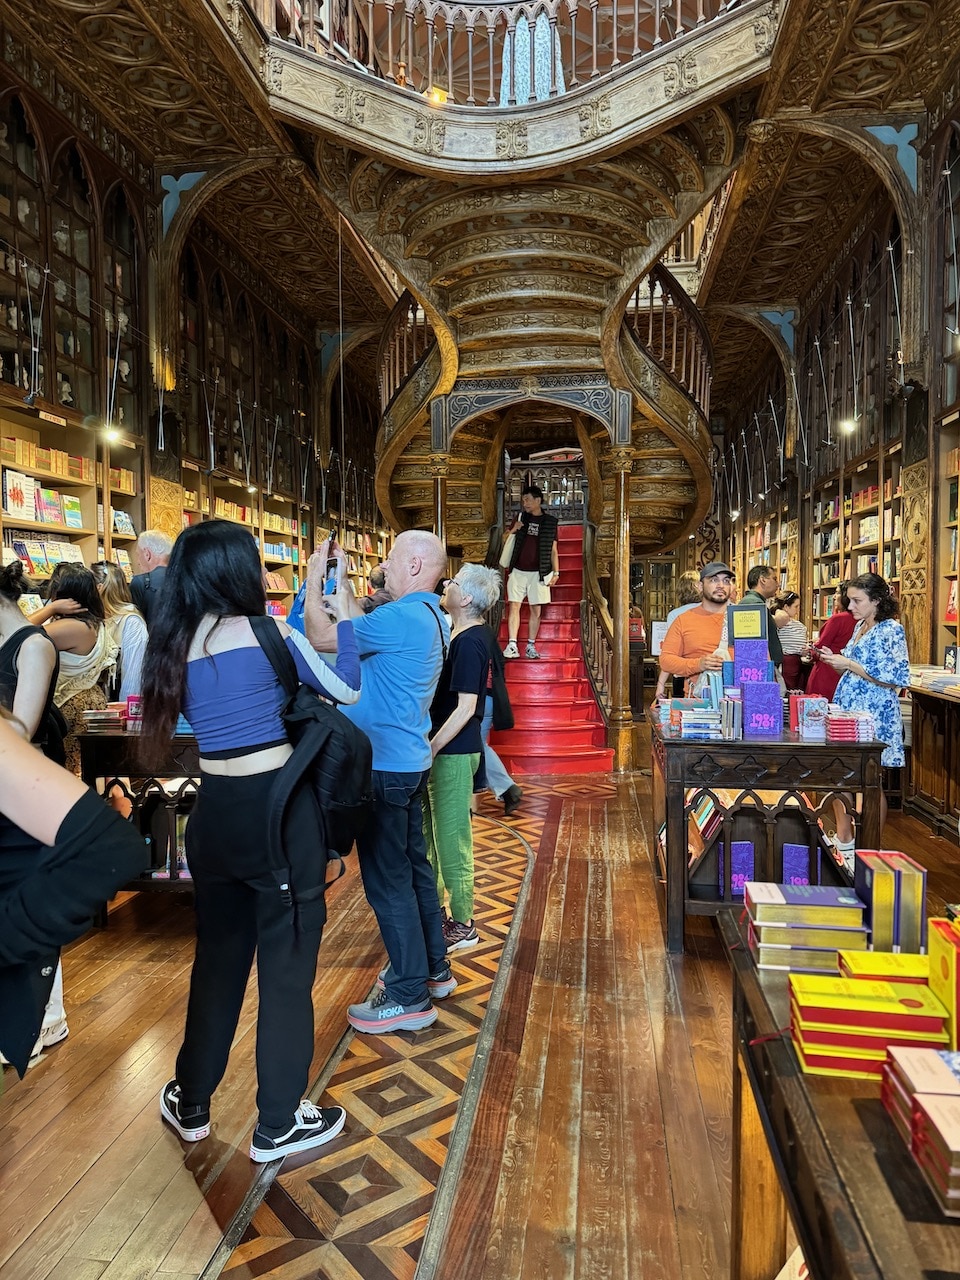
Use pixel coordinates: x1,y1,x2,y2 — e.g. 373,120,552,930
662,175,734,296
624,262,712,418
258,0,740,107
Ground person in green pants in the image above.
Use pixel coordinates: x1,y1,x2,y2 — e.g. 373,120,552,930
424,564,502,952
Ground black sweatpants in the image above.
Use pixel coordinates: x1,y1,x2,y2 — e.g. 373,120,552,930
175,770,326,1131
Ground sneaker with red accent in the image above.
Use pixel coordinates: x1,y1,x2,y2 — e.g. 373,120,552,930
443,916,479,952
347,990,438,1033
376,962,457,999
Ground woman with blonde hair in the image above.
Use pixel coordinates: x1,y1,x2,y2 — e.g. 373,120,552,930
90,562,148,701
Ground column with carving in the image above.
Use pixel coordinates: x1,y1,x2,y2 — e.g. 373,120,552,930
609,447,634,770
431,453,449,543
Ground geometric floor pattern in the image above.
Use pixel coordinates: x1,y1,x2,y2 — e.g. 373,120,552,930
224,782,570,1280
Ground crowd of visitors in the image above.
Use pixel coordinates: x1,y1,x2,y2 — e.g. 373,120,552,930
0,514,530,1165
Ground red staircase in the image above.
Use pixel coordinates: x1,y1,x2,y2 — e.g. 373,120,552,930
491,525,614,775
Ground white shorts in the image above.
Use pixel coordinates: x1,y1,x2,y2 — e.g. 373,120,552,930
507,568,551,605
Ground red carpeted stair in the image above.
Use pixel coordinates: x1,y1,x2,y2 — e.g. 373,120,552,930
490,525,614,775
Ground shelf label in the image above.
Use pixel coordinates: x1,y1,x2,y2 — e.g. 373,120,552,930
38,410,68,426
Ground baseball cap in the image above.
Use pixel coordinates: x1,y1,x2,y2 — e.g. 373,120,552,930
699,561,734,581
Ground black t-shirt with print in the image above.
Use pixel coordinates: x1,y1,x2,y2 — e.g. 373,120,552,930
515,511,541,571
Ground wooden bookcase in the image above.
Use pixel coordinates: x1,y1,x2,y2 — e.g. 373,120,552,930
937,412,960,661
0,399,144,584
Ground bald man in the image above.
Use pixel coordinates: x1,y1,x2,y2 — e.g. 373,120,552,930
306,530,454,1034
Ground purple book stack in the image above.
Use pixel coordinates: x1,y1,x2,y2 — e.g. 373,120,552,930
733,639,771,686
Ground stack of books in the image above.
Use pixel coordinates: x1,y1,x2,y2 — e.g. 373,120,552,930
687,792,723,857
929,919,960,1049
789,694,829,741
81,707,126,734
679,707,722,739
720,694,742,739
790,975,950,1079
826,708,876,742
744,882,867,973
882,1047,960,1217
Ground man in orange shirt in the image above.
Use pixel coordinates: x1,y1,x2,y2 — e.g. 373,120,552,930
658,562,735,690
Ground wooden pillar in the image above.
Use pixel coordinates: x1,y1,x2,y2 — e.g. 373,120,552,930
608,447,634,770
431,453,449,544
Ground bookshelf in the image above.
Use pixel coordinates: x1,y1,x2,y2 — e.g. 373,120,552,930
262,492,299,619
744,503,791,590
0,406,100,579
938,416,960,658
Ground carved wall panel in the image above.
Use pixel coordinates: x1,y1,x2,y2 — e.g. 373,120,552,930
899,460,929,663
148,476,184,542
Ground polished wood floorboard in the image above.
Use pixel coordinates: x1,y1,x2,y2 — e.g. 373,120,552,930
2,758,957,1280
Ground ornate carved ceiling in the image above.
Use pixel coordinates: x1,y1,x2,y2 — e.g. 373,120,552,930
0,0,393,335
699,0,960,418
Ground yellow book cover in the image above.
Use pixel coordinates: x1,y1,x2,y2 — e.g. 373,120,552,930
789,975,948,1033
878,851,927,954
929,919,960,1051
744,882,865,927
756,923,869,949
792,1034,884,1080
838,951,930,983
853,850,897,952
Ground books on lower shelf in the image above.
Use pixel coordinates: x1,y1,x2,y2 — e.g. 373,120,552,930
4,535,85,576
882,1048,960,1218
790,975,950,1079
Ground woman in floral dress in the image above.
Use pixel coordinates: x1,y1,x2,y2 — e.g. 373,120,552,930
819,573,910,869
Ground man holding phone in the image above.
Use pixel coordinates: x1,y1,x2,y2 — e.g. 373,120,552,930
501,484,559,660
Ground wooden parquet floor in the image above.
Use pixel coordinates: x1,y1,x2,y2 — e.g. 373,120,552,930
5,756,955,1280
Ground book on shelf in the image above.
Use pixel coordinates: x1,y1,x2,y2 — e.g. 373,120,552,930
877,851,927,953
748,925,845,973
60,493,83,529
795,1015,948,1057
755,921,868,949
853,851,897,952
34,487,64,525
929,919,960,1050
947,578,959,625
112,508,135,536
744,882,865,927
112,548,132,579
788,974,948,1036
838,950,929,983
2,468,36,522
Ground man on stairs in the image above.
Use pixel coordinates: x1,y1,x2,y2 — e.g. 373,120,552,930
501,484,559,660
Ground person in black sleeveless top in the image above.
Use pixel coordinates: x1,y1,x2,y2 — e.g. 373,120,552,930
0,560,70,1067
0,710,149,1077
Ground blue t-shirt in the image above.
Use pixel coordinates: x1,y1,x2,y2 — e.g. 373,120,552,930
342,592,449,772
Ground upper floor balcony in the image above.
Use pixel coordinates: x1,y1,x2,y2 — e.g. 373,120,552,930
251,0,748,108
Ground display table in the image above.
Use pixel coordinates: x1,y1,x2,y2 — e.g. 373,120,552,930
78,730,200,890
649,717,884,952
719,911,960,1280
905,680,960,842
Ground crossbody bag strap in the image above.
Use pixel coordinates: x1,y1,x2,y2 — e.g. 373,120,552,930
422,601,448,661
249,614,300,698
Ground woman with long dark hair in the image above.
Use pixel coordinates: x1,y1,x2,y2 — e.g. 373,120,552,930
819,573,910,869
45,566,118,773
139,520,361,1163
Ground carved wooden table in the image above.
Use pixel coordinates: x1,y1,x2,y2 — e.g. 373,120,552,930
78,730,200,893
719,911,960,1280
649,719,884,952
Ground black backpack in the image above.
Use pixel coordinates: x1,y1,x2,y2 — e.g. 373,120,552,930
250,615,372,856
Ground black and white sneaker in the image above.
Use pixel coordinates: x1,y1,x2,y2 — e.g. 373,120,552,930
249,1100,347,1163
160,1079,211,1142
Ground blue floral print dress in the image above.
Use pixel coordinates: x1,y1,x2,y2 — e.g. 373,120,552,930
833,618,910,766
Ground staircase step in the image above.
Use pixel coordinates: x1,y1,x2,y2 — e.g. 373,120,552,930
557,525,583,542
503,699,603,726
506,676,594,700
491,724,607,751
502,659,586,681
495,744,615,776
503,641,581,660
549,585,583,603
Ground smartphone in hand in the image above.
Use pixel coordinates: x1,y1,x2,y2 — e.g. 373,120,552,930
323,555,341,596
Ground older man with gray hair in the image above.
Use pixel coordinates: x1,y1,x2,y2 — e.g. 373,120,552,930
130,529,173,627
306,529,455,1035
